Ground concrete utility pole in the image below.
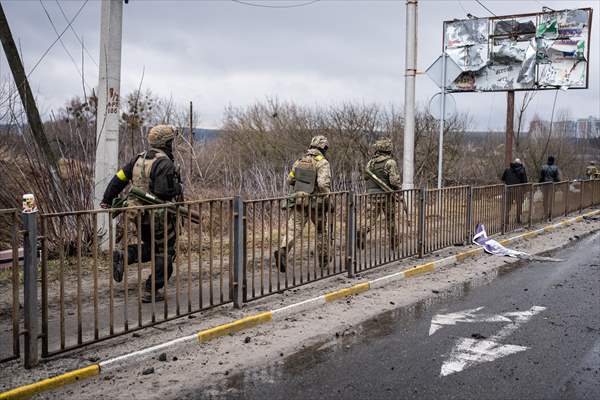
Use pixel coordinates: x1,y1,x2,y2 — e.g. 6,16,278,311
402,0,418,190
0,3,60,176
505,90,515,168
95,0,123,246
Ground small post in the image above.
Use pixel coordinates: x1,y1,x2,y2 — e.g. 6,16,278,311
505,91,515,169
22,194,39,368
232,196,244,309
465,186,473,245
528,184,533,228
579,180,584,213
418,187,426,258
550,183,555,221
564,182,569,217
501,185,507,234
345,191,355,278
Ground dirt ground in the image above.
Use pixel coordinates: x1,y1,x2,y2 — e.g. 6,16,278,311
0,215,599,399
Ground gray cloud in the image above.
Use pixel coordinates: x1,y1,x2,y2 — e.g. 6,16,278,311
2,0,599,130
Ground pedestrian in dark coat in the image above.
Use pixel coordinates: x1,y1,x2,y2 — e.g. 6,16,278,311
502,159,528,224
539,156,560,220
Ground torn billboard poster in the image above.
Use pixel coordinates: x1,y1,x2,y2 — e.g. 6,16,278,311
472,224,562,262
441,8,591,92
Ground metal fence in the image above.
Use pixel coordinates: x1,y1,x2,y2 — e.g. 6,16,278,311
1,179,600,367
0,209,20,363
37,198,234,358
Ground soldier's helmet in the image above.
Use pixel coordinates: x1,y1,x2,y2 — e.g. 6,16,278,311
148,125,176,148
310,135,329,150
373,137,393,153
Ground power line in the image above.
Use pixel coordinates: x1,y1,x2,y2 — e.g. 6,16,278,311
474,0,496,17
54,0,98,68
27,0,88,78
457,1,469,17
38,0,91,91
231,0,320,9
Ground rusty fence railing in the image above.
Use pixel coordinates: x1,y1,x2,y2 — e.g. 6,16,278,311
243,192,350,301
38,198,234,358
471,184,504,236
355,189,419,272
0,208,20,364
1,179,600,367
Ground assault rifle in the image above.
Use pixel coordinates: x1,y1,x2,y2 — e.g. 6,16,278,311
365,167,411,225
111,187,201,225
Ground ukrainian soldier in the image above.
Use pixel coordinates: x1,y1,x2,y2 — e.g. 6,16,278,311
100,125,182,303
357,137,401,250
585,161,599,180
275,135,331,273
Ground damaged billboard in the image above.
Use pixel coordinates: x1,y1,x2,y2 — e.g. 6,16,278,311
443,8,592,92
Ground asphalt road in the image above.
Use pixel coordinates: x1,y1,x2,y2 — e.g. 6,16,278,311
191,232,600,400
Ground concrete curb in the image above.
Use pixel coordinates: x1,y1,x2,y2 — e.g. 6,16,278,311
1,209,598,399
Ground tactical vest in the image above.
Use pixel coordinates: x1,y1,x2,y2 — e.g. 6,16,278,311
130,149,169,203
129,149,175,247
366,158,392,193
293,155,318,195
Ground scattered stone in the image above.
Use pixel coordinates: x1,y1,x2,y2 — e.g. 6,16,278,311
471,333,487,340
172,356,178,361
87,356,100,362
523,288,528,292
431,290,440,294
335,332,340,338
244,336,252,344
142,367,154,375
280,352,284,357
225,371,229,376
390,301,395,305
158,353,167,362
218,361,223,365
103,375,112,381
132,332,141,338
188,315,196,319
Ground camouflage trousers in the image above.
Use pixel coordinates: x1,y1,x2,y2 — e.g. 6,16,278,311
357,196,397,248
279,203,329,266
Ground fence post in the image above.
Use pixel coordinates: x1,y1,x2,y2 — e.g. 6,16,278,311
579,180,584,214
22,205,39,369
564,182,569,217
345,191,355,278
418,187,426,258
232,196,244,309
465,186,473,245
549,183,555,221
501,185,507,235
528,184,533,228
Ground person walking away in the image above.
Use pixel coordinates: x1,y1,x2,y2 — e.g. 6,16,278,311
275,136,331,273
539,156,560,221
501,158,528,224
357,137,402,250
101,125,183,303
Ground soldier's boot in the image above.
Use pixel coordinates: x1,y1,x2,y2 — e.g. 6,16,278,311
112,250,124,283
356,231,367,250
142,286,164,303
274,248,287,273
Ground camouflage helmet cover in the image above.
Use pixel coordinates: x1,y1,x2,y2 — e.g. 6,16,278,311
309,135,329,150
148,125,176,148
373,137,393,153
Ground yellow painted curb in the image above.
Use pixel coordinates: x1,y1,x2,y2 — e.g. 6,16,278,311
0,365,100,400
521,232,537,240
455,248,483,262
404,262,435,278
324,282,370,302
197,311,273,343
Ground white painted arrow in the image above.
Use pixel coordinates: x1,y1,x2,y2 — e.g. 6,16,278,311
435,306,546,377
429,307,512,336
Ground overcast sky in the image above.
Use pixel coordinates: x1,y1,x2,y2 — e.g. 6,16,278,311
2,0,599,130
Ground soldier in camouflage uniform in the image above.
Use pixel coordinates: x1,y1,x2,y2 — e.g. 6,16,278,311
101,125,182,303
275,136,331,272
357,137,401,249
